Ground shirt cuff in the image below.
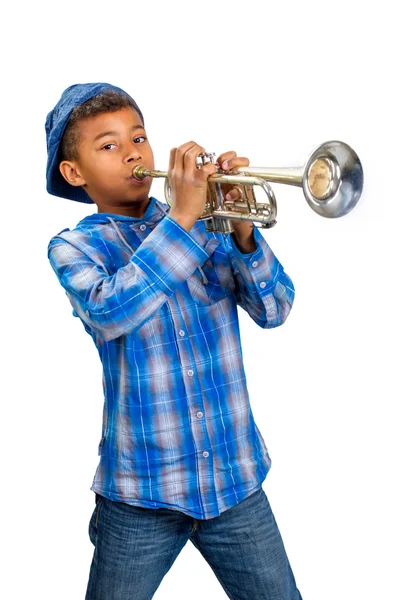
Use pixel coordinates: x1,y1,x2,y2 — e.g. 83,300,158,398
230,227,282,294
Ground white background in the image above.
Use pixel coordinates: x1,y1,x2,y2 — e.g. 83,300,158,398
2,1,399,599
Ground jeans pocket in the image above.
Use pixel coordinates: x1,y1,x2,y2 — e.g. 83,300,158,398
95,495,104,526
89,495,105,546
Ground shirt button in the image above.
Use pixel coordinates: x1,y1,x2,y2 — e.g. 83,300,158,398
196,411,203,418
139,224,146,231
187,370,194,377
179,330,185,337
252,260,259,268
85,309,90,316
202,451,209,458
260,281,266,289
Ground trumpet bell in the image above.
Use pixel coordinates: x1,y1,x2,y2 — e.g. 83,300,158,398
303,141,364,218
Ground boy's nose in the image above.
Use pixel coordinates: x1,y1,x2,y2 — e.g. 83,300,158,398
124,148,142,163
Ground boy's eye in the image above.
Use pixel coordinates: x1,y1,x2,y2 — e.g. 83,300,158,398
101,136,146,150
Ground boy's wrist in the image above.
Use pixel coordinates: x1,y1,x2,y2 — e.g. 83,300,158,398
168,209,198,232
231,229,257,254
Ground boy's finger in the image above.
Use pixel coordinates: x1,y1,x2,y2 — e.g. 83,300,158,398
182,143,205,170
225,186,243,201
174,141,198,173
197,161,217,181
220,156,250,171
173,141,203,173
216,151,236,168
176,141,202,157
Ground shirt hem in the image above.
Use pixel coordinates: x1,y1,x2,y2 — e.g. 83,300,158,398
90,477,267,520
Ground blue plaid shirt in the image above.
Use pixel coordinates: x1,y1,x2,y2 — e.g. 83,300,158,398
47,197,295,519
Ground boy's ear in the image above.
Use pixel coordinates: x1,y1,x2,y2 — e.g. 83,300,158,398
59,160,87,187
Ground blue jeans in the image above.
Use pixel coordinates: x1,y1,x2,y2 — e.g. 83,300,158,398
85,487,303,600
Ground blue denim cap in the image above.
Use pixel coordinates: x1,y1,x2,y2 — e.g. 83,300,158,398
45,82,144,204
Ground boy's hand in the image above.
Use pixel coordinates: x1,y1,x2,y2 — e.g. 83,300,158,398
217,151,257,253
168,141,217,232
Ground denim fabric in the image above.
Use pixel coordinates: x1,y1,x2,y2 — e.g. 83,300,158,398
45,82,143,204
85,487,303,600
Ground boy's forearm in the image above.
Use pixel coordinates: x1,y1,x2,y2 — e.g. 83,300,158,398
228,227,295,328
230,220,257,254
48,215,218,342
231,229,257,254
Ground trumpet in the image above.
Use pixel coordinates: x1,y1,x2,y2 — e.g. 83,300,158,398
132,140,363,234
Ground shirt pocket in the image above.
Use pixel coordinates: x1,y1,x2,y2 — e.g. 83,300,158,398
186,244,236,306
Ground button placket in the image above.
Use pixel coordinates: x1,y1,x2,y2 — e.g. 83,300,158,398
166,303,214,507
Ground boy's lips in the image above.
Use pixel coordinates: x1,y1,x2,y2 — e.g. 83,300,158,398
128,175,150,185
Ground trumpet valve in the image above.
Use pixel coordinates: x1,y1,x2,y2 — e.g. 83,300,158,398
196,152,217,168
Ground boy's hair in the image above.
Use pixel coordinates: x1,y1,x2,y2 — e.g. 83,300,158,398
59,90,143,162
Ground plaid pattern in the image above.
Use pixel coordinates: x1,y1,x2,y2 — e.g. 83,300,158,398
47,197,295,519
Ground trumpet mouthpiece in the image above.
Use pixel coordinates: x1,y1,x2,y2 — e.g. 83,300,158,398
132,165,147,180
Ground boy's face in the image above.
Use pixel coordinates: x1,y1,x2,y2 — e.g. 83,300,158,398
59,107,154,216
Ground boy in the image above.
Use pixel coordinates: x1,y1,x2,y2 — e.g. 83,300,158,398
46,82,302,600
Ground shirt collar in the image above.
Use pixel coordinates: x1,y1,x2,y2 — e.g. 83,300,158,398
76,196,168,228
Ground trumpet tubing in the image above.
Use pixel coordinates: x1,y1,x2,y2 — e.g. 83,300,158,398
132,141,363,233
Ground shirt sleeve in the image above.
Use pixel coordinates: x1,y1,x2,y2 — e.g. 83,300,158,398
225,227,295,328
48,215,216,342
